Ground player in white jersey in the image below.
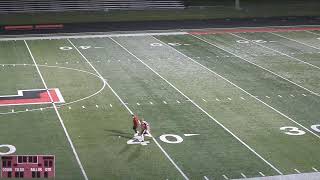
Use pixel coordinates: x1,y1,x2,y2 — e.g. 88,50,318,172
139,119,151,142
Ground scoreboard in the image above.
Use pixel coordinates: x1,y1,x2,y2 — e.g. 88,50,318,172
1,155,55,178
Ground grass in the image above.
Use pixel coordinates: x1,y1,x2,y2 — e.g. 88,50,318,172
0,28,320,179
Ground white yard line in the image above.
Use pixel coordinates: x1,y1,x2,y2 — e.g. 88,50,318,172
67,39,189,180
24,40,89,180
223,174,229,179
230,33,320,70
312,167,318,172
153,35,320,140
189,34,320,97
259,172,265,177
204,176,210,180
270,32,320,51
241,173,247,178
110,37,283,175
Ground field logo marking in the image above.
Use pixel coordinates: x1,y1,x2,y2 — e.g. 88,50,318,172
0,64,105,115
0,88,64,107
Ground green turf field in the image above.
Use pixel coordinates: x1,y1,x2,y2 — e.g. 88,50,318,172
0,27,320,180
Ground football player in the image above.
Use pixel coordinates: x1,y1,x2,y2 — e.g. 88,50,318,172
139,118,151,142
132,114,140,136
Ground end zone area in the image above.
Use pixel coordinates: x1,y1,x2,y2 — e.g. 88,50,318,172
1,25,320,179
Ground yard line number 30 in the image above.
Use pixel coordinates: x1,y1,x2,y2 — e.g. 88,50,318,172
280,124,320,136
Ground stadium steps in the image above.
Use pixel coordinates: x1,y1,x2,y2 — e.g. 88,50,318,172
0,0,185,13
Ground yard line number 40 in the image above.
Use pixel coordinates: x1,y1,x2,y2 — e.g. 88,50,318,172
280,124,320,136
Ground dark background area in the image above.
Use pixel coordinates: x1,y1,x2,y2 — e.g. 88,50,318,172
0,0,319,34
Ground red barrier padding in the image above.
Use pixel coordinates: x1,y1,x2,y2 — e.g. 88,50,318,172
34,24,64,30
4,25,33,31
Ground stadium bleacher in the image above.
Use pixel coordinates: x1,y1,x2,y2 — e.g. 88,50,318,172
0,0,185,13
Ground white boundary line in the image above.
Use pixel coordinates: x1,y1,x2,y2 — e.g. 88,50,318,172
269,32,320,51
0,32,188,41
67,38,190,180
152,36,320,140
305,31,320,36
24,40,89,180
109,36,283,175
189,34,320,97
230,33,320,70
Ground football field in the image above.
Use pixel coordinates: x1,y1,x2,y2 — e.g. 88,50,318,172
0,26,320,180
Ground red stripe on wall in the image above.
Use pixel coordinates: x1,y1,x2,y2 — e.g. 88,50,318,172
189,27,320,35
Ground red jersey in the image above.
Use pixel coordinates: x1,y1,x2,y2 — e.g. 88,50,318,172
133,115,140,127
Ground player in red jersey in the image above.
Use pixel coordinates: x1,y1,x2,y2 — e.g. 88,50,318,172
132,114,140,136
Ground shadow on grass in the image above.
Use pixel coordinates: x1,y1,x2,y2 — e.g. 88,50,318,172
104,129,143,162
104,129,133,139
